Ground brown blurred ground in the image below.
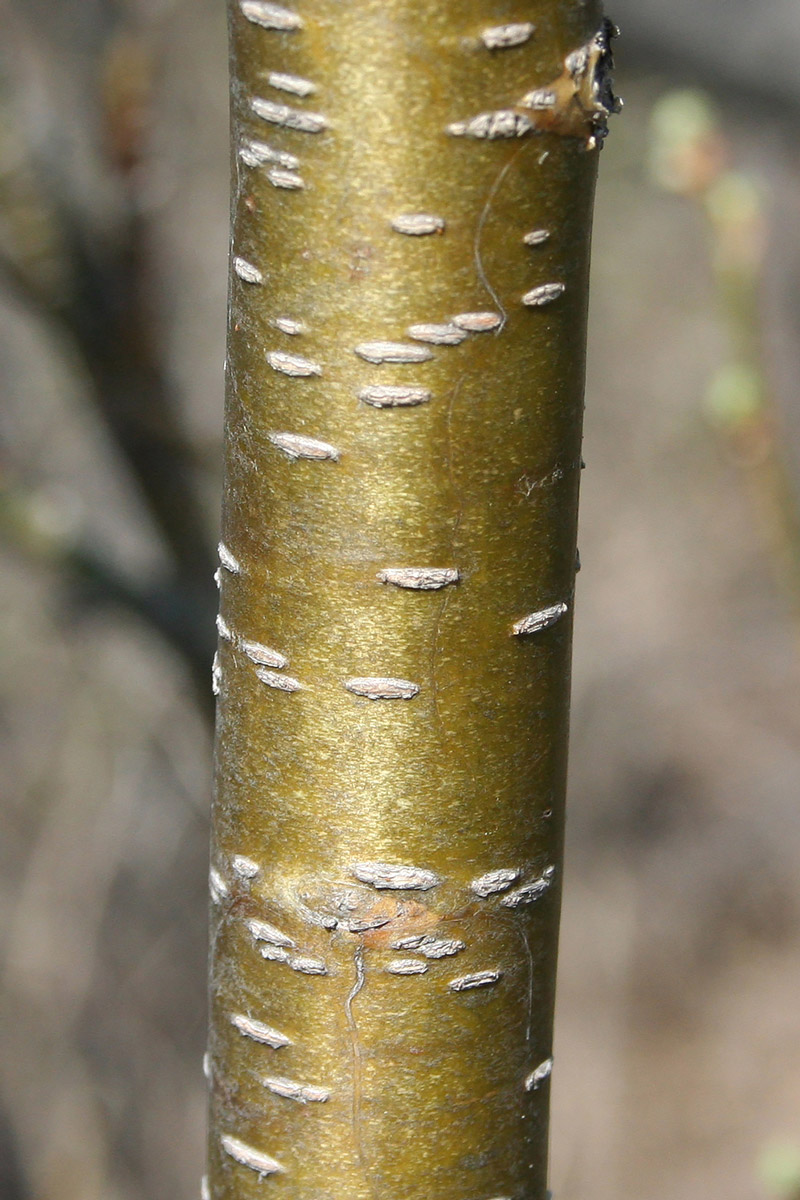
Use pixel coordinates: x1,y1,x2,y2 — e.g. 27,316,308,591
1,3,799,1199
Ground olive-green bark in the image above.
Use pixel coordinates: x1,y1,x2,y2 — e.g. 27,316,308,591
208,3,614,1198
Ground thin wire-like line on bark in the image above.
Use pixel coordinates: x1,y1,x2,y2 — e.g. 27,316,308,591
473,139,534,331
345,946,367,1180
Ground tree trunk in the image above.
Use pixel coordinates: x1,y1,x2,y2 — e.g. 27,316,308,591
207,2,617,1198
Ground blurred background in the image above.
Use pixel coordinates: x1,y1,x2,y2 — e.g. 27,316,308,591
1,1,799,1198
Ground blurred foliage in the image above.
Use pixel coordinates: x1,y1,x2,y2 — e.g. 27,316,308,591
650,88,800,627
760,1143,800,1200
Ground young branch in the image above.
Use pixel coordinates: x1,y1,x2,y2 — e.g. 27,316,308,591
208,2,616,1196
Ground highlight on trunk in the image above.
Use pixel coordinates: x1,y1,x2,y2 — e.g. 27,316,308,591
206,3,618,1197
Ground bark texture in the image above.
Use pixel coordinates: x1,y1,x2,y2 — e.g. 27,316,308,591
208,2,614,1197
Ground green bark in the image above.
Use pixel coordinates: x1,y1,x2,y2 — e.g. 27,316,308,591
207,2,615,1198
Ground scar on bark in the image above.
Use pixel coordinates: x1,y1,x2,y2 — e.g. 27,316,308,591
297,884,443,944
449,19,621,149
521,18,621,148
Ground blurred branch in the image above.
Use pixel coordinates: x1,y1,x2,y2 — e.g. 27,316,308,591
0,11,217,708
0,1099,29,1200
0,475,214,714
